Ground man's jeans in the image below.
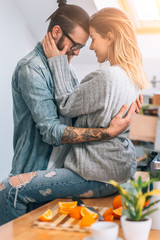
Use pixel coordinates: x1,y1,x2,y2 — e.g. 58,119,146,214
0,168,116,226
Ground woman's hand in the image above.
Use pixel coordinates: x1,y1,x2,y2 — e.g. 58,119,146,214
135,94,143,114
42,32,69,59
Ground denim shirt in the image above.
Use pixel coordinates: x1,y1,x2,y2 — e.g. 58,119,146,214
11,42,72,175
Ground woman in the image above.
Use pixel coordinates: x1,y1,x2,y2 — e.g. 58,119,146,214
42,7,148,183
0,7,145,225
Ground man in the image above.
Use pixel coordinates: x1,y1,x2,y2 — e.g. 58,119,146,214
11,1,141,175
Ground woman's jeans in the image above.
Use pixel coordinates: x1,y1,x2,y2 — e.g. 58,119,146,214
0,168,116,226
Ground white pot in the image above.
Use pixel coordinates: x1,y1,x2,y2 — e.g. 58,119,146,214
150,181,160,230
121,215,152,240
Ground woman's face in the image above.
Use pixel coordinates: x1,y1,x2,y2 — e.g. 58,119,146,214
89,26,110,63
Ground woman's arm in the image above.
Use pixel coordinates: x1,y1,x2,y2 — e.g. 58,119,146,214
48,56,109,118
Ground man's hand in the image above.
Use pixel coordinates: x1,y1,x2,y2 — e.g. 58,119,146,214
108,102,136,138
108,94,143,138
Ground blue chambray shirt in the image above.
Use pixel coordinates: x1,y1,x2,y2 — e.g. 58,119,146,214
11,42,68,175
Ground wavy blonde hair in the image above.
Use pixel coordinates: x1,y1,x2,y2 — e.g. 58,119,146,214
90,8,149,90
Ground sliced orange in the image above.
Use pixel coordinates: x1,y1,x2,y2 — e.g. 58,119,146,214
104,214,114,222
112,195,122,210
103,208,113,218
58,201,77,209
70,206,82,219
113,206,122,219
80,215,96,227
81,207,98,219
38,209,53,221
59,208,71,215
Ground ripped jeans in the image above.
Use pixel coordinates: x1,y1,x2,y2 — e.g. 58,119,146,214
0,168,117,226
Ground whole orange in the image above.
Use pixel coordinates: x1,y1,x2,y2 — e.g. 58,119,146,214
70,206,82,219
112,195,122,209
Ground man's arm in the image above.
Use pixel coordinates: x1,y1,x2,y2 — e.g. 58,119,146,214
62,103,137,144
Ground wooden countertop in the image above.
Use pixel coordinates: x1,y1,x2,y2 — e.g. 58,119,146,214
0,195,159,240
0,172,159,239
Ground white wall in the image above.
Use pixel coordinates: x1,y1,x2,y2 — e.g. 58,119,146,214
138,34,160,82
0,0,35,180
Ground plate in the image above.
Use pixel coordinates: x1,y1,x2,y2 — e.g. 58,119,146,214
83,236,123,240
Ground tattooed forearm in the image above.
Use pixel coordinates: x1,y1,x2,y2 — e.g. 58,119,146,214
61,126,111,144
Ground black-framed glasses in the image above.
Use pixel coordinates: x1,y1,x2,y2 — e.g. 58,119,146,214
61,28,85,51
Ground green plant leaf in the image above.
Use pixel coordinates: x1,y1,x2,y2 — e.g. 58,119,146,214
141,208,158,219
143,199,160,211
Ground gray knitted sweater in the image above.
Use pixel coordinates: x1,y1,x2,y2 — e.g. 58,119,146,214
48,55,137,182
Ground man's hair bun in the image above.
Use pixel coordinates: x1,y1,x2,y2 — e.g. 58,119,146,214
57,0,67,7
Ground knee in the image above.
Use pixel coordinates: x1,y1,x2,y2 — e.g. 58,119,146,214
10,172,37,187
0,183,5,191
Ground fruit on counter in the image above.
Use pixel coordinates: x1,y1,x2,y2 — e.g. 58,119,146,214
103,207,113,217
103,207,114,221
80,214,96,227
80,206,98,219
112,194,122,209
80,207,98,227
103,214,114,221
38,209,53,221
58,201,77,214
70,206,82,219
58,198,123,226
113,206,122,219
58,201,77,209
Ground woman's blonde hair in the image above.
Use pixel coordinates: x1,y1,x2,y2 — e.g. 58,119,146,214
90,8,149,90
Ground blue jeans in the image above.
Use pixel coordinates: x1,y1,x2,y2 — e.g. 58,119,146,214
0,168,117,226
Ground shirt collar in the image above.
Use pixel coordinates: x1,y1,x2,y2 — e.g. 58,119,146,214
35,42,47,62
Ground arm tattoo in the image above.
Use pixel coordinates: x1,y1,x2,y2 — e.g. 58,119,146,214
61,126,111,144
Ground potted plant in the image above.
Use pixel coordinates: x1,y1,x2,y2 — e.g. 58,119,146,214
109,176,160,240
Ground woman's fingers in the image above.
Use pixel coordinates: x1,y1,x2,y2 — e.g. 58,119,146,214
42,32,69,58
48,32,56,46
135,94,143,114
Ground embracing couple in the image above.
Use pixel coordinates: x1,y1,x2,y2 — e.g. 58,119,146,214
0,0,148,225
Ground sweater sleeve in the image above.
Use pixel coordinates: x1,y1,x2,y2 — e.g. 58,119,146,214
48,55,110,118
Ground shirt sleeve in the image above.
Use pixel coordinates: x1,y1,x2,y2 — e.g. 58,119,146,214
17,64,67,145
48,55,109,118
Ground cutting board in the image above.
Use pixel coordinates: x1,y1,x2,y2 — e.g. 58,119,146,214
33,204,108,232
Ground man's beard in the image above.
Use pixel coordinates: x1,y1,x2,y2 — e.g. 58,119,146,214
57,35,74,56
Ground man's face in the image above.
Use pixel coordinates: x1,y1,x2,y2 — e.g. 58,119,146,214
57,26,89,57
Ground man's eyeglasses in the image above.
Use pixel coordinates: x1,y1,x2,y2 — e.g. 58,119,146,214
61,28,85,51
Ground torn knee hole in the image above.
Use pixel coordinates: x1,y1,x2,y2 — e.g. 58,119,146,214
80,190,93,198
0,183,5,191
10,171,37,187
45,171,56,178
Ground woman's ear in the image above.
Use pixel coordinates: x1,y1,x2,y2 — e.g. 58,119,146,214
106,32,114,46
51,25,62,39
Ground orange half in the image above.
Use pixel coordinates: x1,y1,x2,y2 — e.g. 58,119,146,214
38,209,53,221
113,206,122,219
58,201,77,209
81,207,98,219
80,215,96,227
